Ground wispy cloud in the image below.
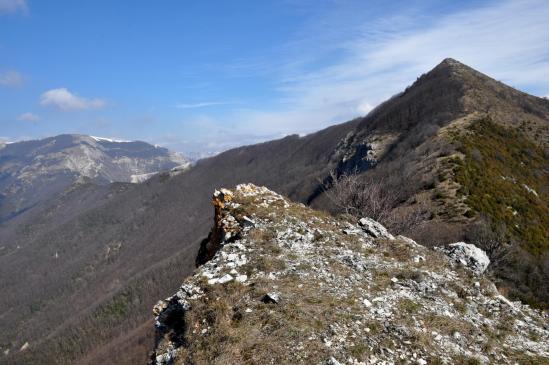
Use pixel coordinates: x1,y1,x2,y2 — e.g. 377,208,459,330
40,88,106,111
205,0,549,143
17,112,40,122
0,0,27,14
0,70,24,86
140,0,549,157
175,101,234,109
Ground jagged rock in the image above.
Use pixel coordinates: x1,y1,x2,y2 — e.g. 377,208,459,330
440,242,490,275
358,217,394,240
218,274,233,284
152,300,168,316
261,292,281,304
241,215,255,228
196,187,241,266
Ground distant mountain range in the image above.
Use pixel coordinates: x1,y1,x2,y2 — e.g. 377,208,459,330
1,59,548,365
0,134,190,222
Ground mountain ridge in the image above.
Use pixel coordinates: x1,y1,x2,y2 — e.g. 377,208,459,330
0,134,190,223
2,58,547,364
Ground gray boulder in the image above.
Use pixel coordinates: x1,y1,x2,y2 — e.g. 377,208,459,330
440,242,490,275
358,217,394,240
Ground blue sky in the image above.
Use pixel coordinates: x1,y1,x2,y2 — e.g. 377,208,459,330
1,0,549,156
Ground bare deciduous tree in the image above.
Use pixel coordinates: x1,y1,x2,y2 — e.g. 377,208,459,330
384,205,427,235
323,169,427,235
466,216,511,268
324,169,394,222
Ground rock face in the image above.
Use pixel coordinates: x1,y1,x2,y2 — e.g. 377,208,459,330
0,134,190,222
150,184,548,365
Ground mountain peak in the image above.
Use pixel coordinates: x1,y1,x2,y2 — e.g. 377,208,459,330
423,57,479,84
437,57,466,68
430,57,479,79
359,57,549,136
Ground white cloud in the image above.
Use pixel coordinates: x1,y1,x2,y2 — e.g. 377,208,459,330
356,101,374,115
40,88,106,111
17,112,40,122
0,0,27,14
0,70,24,86
175,101,233,109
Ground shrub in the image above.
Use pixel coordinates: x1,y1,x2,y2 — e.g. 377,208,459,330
323,169,426,234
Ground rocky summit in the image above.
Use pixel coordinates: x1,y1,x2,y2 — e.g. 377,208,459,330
150,184,548,365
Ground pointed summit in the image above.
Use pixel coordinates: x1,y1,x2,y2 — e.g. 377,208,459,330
440,57,461,64
421,57,479,85
358,58,473,133
436,57,466,69
360,58,549,135
429,57,480,80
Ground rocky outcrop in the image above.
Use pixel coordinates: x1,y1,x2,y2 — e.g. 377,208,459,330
437,242,490,275
358,217,395,240
195,188,242,266
150,184,548,365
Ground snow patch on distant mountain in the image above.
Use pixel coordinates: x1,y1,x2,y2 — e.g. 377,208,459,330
130,163,191,183
131,171,158,183
90,136,133,143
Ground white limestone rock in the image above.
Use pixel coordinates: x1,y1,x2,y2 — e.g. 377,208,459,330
440,242,490,275
358,217,394,240
218,274,234,284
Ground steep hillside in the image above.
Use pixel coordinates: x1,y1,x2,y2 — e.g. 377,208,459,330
318,59,549,307
332,58,548,189
441,117,549,308
0,122,358,365
2,59,548,364
0,134,189,222
151,184,548,364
